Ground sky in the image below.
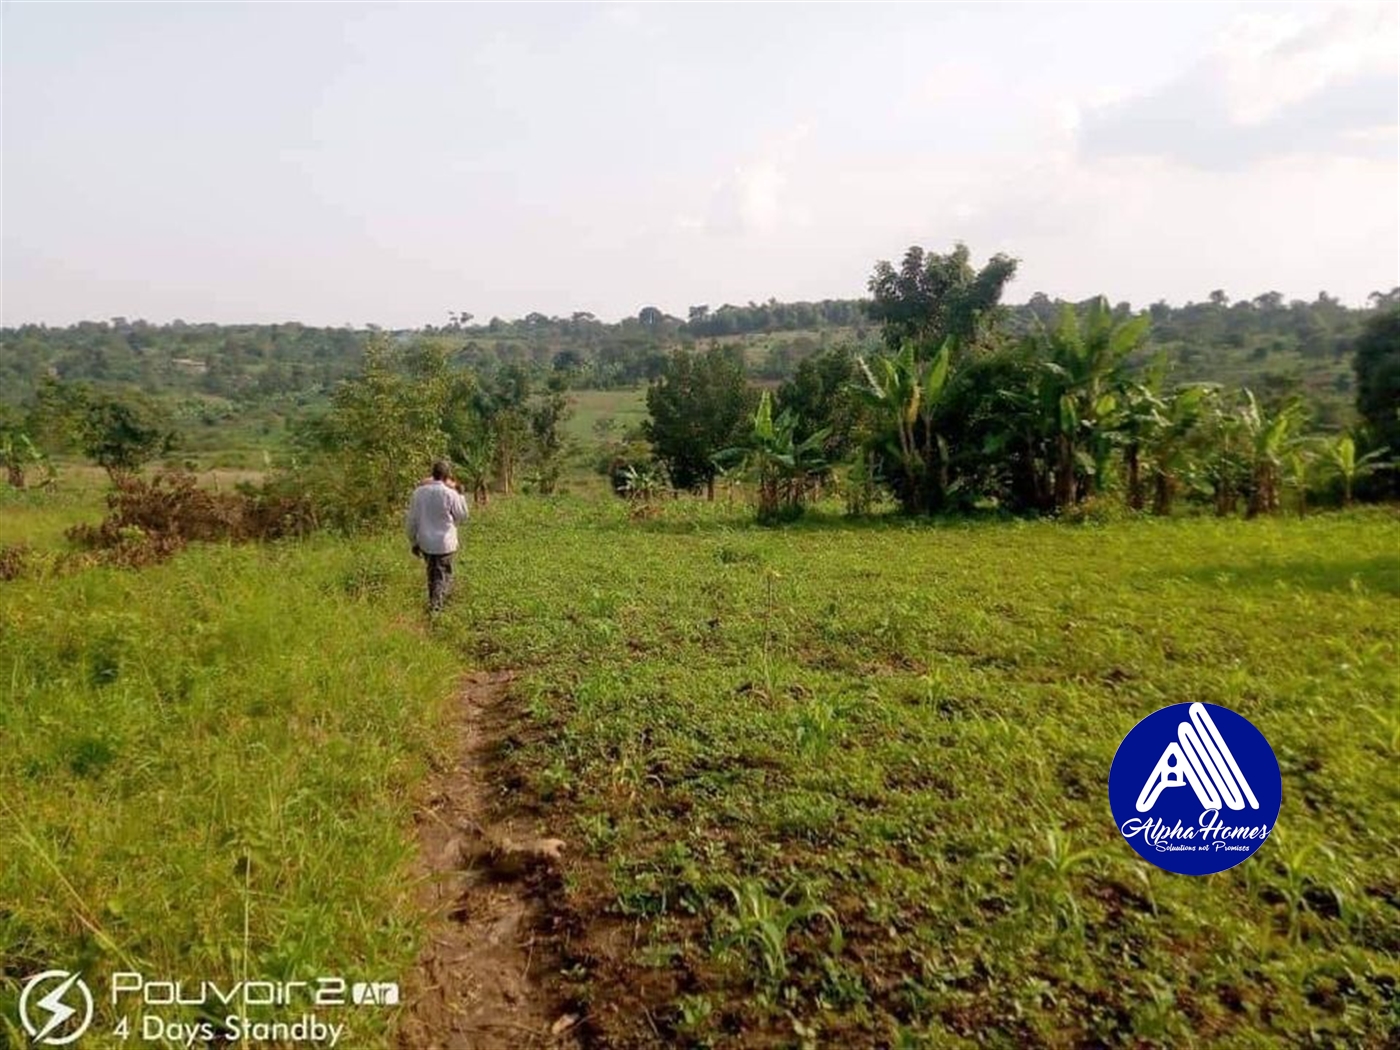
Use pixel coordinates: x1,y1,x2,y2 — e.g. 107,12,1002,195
1,1,1397,328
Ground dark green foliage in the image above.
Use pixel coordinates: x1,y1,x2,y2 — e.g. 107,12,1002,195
294,336,451,529
853,340,955,514
80,392,176,476
776,345,864,466
866,243,1018,354
645,346,757,498
527,376,573,495
1353,308,1400,495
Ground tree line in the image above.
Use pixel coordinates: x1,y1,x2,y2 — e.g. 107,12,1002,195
4,280,1389,410
638,246,1398,521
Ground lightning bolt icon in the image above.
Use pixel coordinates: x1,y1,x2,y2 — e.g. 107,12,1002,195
33,972,81,1043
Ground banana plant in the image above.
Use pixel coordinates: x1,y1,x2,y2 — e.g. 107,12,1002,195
1030,298,1150,509
1239,390,1306,517
1322,433,1388,506
1117,380,1167,511
852,338,952,514
618,462,664,503
716,392,829,523
0,428,44,489
1283,442,1316,518
1196,392,1250,516
1142,384,1213,516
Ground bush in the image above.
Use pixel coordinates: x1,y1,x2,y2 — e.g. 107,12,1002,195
65,472,315,568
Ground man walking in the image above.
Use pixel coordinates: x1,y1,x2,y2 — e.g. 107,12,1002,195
406,460,470,612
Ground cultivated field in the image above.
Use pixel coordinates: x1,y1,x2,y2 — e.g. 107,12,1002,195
3,491,1397,1047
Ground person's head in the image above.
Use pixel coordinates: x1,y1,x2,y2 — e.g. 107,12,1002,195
431,460,451,482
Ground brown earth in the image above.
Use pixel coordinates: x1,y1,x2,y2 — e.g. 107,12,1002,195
397,670,582,1050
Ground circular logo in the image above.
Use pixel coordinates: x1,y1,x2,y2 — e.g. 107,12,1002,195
18,970,94,1046
1109,702,1281,875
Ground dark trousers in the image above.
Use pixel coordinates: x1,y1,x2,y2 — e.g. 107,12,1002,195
424,552,454,610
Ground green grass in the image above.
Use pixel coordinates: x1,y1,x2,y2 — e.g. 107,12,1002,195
0,536,457,1046
565,387,648,445
430,499,1400,1048
0,483,106,549
3,494,1397,1048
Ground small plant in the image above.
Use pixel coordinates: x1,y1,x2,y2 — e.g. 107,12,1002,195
713,879,843,985
619,462,664,503
0,427,45,489
1322,433,1387,506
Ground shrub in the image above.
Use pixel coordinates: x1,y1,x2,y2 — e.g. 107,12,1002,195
65,471,315,567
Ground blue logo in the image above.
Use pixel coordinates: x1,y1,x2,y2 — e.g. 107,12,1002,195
1109,702,1281,875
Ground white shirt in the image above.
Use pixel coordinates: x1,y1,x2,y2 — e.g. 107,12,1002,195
405,480,470,555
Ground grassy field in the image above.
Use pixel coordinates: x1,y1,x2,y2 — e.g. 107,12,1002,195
3,493,1398,1047
438,500,1400,1048
565,387,649,445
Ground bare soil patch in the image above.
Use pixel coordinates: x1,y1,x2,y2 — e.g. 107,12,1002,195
398,670,581,1050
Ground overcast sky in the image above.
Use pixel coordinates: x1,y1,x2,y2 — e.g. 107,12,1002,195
2,1,1396,327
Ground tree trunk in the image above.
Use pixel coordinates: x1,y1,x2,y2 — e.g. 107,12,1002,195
706,475,715,502
1215,481,1235,517
1126,445,1144,510
6,464,25,489
1152,471,1176,517
1053,435,1077,509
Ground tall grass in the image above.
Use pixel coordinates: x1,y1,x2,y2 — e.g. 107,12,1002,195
1,535,456,1045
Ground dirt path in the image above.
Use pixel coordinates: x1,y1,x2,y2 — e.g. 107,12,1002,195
397,670,580,1050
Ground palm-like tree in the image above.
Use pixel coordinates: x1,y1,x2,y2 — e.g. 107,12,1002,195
852,339,952,514
1322,433,1388,506
1197,394,1251,516
1031,299,1150,509
1239,391,1307,517
0,428,43,489
1139,384,1213,516
717,392,829,523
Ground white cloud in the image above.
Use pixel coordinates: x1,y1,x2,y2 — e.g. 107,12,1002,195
687,125,812,237
1217,4,1398,125
1079,3,1398,168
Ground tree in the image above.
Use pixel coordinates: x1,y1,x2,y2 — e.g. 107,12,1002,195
1143,385,1212,516
80,393,176,477
1239,391,1306,517
775,345,863,467
866,243,1018,356
528,375,572,494
441,371,496,504
645,346,756,499
297,336,450,528
1354,308,1400,495
26,376,90,454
